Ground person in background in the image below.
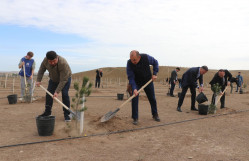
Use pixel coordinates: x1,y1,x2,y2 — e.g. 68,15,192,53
236,72,243,92
36,51,72,122
178,78,182,88
209,69,232,108
169,67,180,97
95,69,103,88
126,50,160,125
177,66,208,112
18,51,35,101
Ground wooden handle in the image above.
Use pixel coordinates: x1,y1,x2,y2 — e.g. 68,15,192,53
215,86,228,106
23,64,27,87
119,79,153,109
40,85,70,110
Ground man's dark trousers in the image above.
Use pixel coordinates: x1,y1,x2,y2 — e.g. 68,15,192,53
170,81,175,95
211,87,225,108
95,78,101,88
45,77,71,117
177,85,196,108
132,82,158,119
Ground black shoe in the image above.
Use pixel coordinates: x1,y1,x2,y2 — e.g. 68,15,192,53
177,107,182,112
133,119,138,125
191,107,198,111
64,115,71,122
39,111,51,117
170,94,175,97
153,115,160,122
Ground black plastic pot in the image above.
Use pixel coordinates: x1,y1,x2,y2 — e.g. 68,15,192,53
117,93,124,100
198,104,209,115
36,116,55,136
196,92,208,104
178,92,181,98
7,94,17,104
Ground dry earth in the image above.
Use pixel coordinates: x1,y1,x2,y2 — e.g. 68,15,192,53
0,78,249,161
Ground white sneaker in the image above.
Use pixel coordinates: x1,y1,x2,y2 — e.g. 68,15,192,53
19,98,23,101
32,97,36,101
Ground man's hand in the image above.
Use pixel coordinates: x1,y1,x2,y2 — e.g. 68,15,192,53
227,81,231,86
53,92,59,98
152,75,157,81
133,89,139,96
36,82,41,87
198,86,204,93
29,75,33,80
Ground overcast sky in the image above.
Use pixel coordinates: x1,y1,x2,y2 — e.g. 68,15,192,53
0,0,248,73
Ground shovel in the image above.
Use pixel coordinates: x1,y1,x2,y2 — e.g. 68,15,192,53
100,79,153,122
215,86,228,106
39,85,79,119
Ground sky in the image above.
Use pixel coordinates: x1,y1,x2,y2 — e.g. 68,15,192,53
0,0,249,73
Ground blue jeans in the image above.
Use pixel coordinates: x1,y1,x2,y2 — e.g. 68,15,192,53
45,78,71,117
131,82,158,120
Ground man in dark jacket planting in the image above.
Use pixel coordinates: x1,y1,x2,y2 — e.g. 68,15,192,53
126,50,160,125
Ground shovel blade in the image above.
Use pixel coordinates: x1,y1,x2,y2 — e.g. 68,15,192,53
100,108,120,122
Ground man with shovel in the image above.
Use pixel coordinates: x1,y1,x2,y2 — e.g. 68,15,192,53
177,66,208,112
36,51,72,122
18,51,36,101
209,69,232,108
127,50,160,125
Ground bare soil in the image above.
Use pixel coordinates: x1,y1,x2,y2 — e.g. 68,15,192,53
0,81,249,161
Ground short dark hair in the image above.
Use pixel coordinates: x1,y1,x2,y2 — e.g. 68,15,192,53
27,51,34,57
201,65,208,71
176,67,180,71
46,51,57,60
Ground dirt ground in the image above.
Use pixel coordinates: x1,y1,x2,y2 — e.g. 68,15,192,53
0,81,249,161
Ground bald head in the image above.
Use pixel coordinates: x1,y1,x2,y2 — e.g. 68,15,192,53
130,50,141,64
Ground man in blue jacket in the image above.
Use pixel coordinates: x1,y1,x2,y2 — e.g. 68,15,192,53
177,66,208,112
126,50,160,125
18,51,36,101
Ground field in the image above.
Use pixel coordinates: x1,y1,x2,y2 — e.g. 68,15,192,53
0,67,249,161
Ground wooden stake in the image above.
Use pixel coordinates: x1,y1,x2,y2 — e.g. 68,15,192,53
4,73,8,88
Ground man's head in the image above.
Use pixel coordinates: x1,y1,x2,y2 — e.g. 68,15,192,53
130,50,141,65
176,67,180,72
46,51,58,66
26,51,34,60
218,69,225,78
238,72,241,75
200,65,208,75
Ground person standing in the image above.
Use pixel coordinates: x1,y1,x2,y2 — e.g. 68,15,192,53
18,51,35,101
127,50,160,125
169,67,180,97
236,72,243,92
95,69,103,88
177,66,208,112
36,51,72,122
209,69,232,108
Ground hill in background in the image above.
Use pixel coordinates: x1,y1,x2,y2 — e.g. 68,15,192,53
72,66,248,85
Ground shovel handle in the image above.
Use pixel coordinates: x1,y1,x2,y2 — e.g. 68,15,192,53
23,64,27,87
119,79,153,109
40,85,70,111
215,86,228,106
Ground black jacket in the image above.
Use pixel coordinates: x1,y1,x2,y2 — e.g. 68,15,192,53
181,67,203,88
209,70,232,88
